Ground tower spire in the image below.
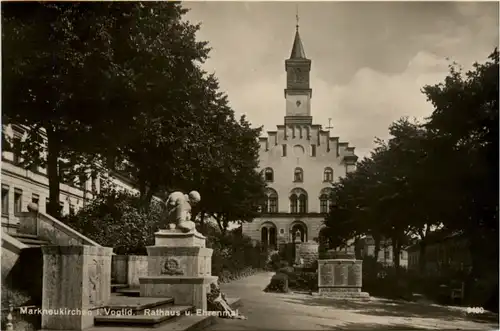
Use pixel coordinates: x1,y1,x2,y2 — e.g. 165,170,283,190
290,6,306,59
296,5,299,31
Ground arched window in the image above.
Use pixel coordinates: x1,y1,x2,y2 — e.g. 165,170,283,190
263,188,278,213
319,188,334,213
264,168,274,182
290,194,298,213
319,194,329,213
323,167,334,182
298,195,307,213
293,167,303,182
261,222,277,249
290,188,308,214
290,221,308,243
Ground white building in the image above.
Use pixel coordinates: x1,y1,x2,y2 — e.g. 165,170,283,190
1,124,140,234
241,24,358,249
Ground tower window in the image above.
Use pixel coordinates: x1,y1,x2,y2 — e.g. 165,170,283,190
311,145,316,157
282,144,287,157
294,168,303,182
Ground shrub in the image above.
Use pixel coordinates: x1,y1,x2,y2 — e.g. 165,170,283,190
207,230,267,282
1,284,38,331
264,273,289,293
62,188,163,255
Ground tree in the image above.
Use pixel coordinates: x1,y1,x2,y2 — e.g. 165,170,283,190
422,49,499,278
196,115,267,234
324,49,498,276
2,3,129,217
97,2,213,208
95,2,267,222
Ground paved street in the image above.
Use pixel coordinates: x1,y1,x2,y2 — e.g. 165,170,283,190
207,272,499,330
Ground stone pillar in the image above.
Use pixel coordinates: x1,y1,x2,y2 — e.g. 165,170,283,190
140,230,217,311
317,250,369,299
41,245,112,330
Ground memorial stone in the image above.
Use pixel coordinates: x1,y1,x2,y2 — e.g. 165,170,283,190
316,249,369,299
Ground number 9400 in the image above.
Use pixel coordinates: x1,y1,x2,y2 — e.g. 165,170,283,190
466,307,485,314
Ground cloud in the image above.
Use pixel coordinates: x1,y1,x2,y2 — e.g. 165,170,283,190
185,1,499,159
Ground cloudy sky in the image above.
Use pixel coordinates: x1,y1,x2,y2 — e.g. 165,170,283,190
184,1,499,158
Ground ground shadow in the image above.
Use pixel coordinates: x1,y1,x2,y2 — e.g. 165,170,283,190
281,295,499,325
319,322,454,330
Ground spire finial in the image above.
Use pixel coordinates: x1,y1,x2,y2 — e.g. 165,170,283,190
295,5,299,31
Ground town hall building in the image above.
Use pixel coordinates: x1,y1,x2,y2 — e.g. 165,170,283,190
241,23,358,249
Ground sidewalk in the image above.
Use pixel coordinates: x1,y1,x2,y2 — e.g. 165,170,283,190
206,272,499,330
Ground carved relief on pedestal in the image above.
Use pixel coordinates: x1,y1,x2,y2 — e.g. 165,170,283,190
161,258,184,275
88,259,102,305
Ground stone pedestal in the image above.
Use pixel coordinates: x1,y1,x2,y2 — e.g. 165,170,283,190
146,246,212,277
317,258,369,299
41,245,113,330
140,230,216,310
154,229,206,247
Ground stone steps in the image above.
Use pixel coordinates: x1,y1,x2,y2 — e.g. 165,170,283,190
106,296,174,314
110,284,129,293
10,233,50,246
115,287,140,297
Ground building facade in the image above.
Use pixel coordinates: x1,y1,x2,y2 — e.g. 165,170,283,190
1,124,140,234
357,236,409,268
407,232,471,274
241,25,358,249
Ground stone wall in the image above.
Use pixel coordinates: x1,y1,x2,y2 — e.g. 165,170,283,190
111,255,128,284
41,245,112,330
111,255,148,287
128,255,148,287
19,212,101,247
1,232,27,281
296,242,319,267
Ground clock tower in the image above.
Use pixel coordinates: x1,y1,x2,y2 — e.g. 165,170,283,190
284,20,312,125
